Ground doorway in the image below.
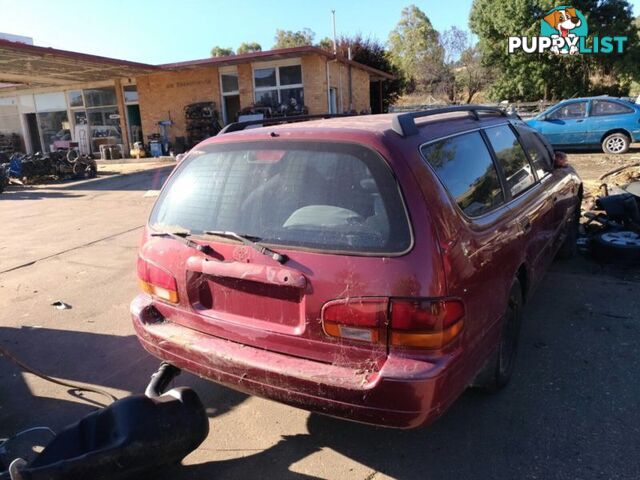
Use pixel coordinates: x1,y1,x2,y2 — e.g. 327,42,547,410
223,95,241,124
25,113,42,153
126,104,143,145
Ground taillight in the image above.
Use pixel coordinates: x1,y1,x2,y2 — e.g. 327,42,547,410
137,256,179,303
390,299,464,349
321,297,464,349
322,298,388,343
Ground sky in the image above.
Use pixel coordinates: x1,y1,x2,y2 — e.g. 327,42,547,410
1,0,640,65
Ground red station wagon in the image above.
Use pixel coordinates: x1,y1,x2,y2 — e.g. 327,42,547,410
132,107,582,428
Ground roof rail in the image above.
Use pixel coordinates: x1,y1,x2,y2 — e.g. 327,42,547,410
218,113,354,135
391,105,508,137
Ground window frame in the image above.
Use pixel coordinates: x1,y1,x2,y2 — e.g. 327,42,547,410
419,127,509,219
547,101,588,120
482,124,539,199
515,126,554,182
252,59,303,107
122,85,139,105
589,99,635,117
219,66,240,96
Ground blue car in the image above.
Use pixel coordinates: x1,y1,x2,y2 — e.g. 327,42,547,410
526,96,640,154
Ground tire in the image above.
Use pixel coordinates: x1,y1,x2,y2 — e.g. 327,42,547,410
471,279,523,392
591,230,640,264
602,133,630,154
66,149,79,163
556,198,581,260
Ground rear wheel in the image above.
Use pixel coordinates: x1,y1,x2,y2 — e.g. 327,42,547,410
472,279,523,392
602,133,630,154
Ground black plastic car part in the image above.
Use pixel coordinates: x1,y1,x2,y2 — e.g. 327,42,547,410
6,387,209,480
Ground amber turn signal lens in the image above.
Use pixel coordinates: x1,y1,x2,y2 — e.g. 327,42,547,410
137,256,179,304
390,320,464,349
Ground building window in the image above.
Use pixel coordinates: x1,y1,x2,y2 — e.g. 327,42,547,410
68,90,84,108
254,68,277,88
279,65,302,85
67,86,122,153
253,63,303,109
38,111,70,151
123,85,139,104
84,87,117,108
221,72,239,93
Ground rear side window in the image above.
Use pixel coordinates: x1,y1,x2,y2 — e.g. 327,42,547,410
150,141,411,254
591,100,634,116
420,131,504,217
485,125,536,197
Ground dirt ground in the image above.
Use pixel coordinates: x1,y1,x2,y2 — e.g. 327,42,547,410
564,144,640,206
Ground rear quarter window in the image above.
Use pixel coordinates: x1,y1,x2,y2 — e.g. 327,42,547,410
591,100,634,116
150,141,412,254
420,131,504,217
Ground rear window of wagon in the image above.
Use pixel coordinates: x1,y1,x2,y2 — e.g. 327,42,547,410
150,141,412,254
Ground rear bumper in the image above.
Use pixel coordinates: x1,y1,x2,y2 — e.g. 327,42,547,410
131,295,467,429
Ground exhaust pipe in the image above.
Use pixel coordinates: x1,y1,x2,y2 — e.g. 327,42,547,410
145,362,181,398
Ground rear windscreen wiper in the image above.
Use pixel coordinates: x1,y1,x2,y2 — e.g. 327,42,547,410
204,230,288,264
150,229,215,255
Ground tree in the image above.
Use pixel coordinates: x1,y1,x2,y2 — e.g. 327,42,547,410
320,34,405,112
210,46,234,57
440,27,493,103
273,29,315,49
458,45,493,103
469,0,640,101
317,37,335,51
388,5,446,94
237,42,262,54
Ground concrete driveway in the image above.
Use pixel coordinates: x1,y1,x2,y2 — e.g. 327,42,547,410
0,165,638,479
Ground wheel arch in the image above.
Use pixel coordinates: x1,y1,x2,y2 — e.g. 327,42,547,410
515,264,528,304
600,128,632,144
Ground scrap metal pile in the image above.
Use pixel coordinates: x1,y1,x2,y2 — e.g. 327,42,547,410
0,151,97,193
0,134,21,157
581,162,640,264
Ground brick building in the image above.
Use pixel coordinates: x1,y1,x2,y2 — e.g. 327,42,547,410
0,39,392,155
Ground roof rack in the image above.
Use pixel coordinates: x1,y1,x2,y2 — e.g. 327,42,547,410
391,105,508,137
218,113,354,135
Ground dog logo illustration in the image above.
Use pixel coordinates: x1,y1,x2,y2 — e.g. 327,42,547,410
541,6,588,54
508,6,626,55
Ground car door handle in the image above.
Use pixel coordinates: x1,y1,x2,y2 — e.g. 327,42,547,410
576,119,584,123
519,217,532,234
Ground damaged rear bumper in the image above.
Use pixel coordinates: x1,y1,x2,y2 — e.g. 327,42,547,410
131,295,466,429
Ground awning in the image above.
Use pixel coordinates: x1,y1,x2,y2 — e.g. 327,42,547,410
0,39,158,89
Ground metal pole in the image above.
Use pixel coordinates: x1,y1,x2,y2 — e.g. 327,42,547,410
332,10,337,55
